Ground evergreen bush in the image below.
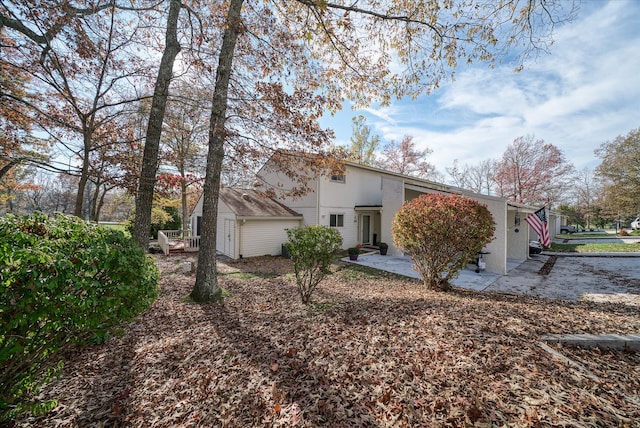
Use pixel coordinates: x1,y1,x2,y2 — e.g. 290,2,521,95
286,225,342,304
0,212,158,421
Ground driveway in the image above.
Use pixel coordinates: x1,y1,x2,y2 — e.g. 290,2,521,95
345,251,640,306
486,254,640,305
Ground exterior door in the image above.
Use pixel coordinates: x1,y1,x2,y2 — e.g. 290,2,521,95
361,214,371,245
224,219,235,258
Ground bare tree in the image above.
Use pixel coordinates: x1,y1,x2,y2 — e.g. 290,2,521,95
378,136,439,180
2,0,154,219
572,167,600,230
159,81,208,234
493,135,574,206
467,160,495,195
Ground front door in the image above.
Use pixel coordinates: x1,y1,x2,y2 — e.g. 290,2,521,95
361,214,371,245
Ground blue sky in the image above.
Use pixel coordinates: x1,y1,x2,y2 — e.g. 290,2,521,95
321,0,640,177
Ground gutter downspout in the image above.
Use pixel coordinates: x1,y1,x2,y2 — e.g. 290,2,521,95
316,178,321,225
238,219,244,259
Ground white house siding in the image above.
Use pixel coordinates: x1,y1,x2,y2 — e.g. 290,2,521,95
482,197,507,275
291,206,318,227
381,177,404,256
319,166,384,208
316,166,385,247
506,209,530,262
239,219,302,258
318,206,358,247
255,168,319,226
260,164,387,249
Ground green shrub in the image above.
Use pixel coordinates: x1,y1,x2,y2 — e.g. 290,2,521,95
150,205,182,239
126,204,182,240
0,212,159,421
392,193,495,291
286,225,342,304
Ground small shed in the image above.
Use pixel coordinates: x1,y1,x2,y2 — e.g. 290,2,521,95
190,188,303,259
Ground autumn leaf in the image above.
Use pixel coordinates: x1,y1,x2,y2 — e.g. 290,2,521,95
378,390,391,404
13,254,640,427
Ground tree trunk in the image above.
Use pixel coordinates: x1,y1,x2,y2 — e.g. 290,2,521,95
132,0,181,249
181,176,188,236
74,138,91,218
90,178,101,221
191,0,244,303
94,184,111,222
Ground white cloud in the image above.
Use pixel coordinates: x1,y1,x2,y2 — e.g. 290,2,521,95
324,1,640,176
360,0,640,173
361,106,399,125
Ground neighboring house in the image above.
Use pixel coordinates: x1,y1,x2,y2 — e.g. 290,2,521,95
190,153,556,275
507,201,561,249
190,187,302,259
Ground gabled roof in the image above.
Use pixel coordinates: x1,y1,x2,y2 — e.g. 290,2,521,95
258,149,507,203
220,188,302,218
343,160,508,203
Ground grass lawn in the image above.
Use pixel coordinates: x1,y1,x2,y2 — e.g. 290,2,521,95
551,242,640,253
556,232,611,238
19,254,640,427
557,230,640,238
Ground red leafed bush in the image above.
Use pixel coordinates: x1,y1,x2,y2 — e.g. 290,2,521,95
392,193,495,291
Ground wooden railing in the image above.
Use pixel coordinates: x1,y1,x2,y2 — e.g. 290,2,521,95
158,230,200,254
157,230,173,255
184,236,200,252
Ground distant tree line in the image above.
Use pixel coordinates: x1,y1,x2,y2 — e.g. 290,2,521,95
347,116,639,228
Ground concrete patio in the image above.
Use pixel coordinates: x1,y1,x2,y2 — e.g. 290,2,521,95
343,251,640,305
342,253,523,291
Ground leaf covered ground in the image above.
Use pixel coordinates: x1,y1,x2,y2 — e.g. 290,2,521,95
17,254,640,427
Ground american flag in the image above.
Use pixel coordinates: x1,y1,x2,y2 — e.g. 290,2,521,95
525,206,551,247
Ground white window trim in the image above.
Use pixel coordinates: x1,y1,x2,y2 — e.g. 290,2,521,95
329,213,344,227
330,174,346,183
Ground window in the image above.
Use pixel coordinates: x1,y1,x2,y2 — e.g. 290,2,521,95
330,174,345,183
330,214,344,227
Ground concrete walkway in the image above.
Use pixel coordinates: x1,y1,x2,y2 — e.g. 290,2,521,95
343,251,640,305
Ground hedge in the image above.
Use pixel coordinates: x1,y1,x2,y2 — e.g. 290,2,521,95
0,212,159,420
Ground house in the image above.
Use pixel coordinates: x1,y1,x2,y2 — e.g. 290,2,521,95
190,187,302,259
189,153,555,275
507,201,561,254
256,154,550,275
